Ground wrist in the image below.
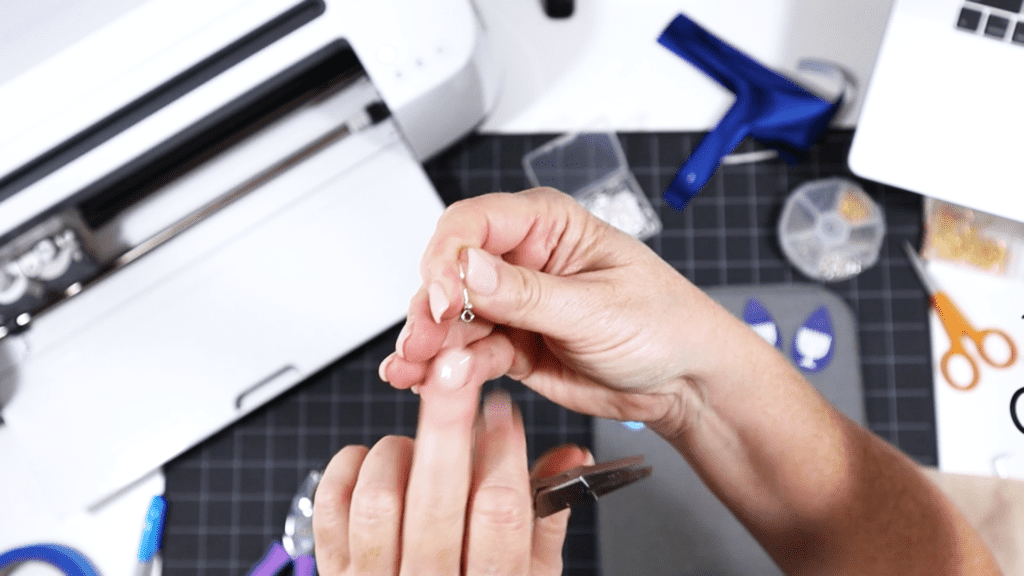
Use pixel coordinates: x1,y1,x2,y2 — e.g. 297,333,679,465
652,302,769,435
646,372,710,446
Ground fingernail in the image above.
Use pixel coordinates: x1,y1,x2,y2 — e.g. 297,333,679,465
411,385,420,395
466,248,497,296
533,448,558,472
395,319,413,359
436,348,472,390
484,390,512,430
581,447,595,465
428,281,449,324
378,352,396,383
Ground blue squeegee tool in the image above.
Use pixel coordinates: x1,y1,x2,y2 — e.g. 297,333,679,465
658,14,848,211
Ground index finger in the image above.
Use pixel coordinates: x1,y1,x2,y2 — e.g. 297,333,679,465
399,333,516,573
418,188,615,322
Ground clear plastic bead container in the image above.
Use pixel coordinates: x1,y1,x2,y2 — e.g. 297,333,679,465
523,132,662,241
778,178,886,282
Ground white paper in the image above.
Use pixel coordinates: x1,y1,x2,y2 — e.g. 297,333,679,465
0,428,164,576
929,260,1024,480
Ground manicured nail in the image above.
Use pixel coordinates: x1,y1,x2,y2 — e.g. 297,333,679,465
395,319,413,358
581,447,594,465
437,348,472,390
466,248,497,296
428,281,449,324
533,449,558,473
378,352,396,383
484,390,512,430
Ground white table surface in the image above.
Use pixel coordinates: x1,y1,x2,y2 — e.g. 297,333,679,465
1,0,894,134
473,0,894,133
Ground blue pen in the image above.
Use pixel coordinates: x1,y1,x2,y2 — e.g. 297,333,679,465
135,496,167,576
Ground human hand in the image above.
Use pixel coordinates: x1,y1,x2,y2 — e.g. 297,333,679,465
313,342,593,574
379,188,756,430
375,189,1005,576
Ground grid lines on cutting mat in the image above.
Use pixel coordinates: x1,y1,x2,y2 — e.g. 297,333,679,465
162,130,934,576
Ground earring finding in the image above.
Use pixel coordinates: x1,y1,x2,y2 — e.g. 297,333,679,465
459,263,474,323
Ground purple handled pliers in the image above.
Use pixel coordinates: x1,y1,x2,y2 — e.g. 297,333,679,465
248,470,321,576
532,454,652,518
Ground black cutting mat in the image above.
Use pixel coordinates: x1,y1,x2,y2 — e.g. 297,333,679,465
162,130,934,576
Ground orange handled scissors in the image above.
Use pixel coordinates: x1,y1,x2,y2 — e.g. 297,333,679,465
903,241,1017,390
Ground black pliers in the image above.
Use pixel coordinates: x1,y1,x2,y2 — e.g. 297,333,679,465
531,454,652,518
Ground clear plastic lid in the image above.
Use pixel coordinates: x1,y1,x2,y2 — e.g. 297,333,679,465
523,133,662,240
524,132,626,196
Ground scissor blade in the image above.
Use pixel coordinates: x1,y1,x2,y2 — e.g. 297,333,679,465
902,241,939,295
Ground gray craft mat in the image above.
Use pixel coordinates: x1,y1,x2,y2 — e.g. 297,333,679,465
596,283,863,576
160,132,935,576
704,284,865,424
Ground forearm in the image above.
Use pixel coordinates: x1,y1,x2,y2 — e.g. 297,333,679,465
651,307,1001,575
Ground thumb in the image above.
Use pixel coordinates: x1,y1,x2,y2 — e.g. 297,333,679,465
530,444,593,480
455,247,602,342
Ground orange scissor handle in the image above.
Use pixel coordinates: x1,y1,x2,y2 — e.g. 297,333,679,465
940,348,980,391
932,292,1017,391
975,328,1017,369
